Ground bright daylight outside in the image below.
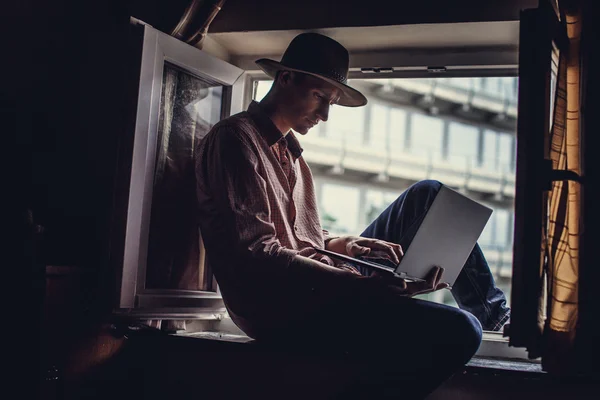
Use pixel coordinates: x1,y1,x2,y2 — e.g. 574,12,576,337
253,77,518,308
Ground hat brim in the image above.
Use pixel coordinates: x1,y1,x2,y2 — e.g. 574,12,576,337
255,58,367,107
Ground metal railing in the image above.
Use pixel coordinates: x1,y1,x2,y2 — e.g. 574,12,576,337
300,134,516,198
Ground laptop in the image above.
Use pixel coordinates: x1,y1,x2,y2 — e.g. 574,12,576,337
316,184,493,287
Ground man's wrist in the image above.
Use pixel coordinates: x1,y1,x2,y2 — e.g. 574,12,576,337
325,236,340,250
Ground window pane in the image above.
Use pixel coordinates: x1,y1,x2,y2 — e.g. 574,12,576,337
389,109,407,150
494,209,510,248
327,105,365,145
365,190,398,225
365,190,385,224
482,130,498,171
254,80,273,102
473,78,485,91
479,209,495,248
369,103,389,149
498,133,514,173
448,78,472,90
320,184,360,235
410,113,444,160
447,122,479,167
147,63,223,291
483,77,502,97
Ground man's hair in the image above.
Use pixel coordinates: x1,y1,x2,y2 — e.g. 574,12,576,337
274,70,307,85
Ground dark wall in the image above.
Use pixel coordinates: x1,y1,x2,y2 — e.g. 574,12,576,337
7,1,133,397
16,1,131,270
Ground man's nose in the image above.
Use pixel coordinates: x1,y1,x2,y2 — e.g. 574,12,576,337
316,103,330,122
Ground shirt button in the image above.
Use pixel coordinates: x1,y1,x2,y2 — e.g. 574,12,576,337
294,226,298,231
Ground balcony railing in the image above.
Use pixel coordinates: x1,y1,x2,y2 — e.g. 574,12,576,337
365,77,518,119
299,135,516,198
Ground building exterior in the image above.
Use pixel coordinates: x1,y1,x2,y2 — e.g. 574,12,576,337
254,76,518,306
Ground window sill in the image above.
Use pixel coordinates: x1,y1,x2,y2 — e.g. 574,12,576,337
476,331,536,361
467,356,543,374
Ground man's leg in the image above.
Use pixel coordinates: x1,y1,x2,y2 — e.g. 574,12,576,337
359,180,511,331
258,286,483,399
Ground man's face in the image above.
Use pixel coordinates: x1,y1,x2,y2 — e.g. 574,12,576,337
278,72,342,135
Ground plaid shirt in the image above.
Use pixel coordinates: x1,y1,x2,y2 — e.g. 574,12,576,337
195,101,338,336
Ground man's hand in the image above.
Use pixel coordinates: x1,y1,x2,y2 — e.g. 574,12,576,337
369,266,449,297
337,263,362,276
326,236,403,265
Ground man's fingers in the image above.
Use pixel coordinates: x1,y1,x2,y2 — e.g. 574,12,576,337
425,266,440,287
371,271,407,290
408,267,443,295
356,239,400,264
393,244,403,264
348,243,370,256
437,267,445,286
397,277,407,290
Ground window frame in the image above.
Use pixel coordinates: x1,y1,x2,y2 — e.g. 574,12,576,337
246,69,528,361
112,21,247,319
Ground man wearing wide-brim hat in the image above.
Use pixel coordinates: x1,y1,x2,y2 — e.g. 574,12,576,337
196,32,509,398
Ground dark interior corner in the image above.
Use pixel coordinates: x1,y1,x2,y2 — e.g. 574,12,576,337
7,0,600,398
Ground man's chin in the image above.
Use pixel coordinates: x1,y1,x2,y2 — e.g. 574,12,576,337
294,126,310,135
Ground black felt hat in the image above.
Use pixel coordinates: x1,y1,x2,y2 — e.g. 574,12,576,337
256,33,367,107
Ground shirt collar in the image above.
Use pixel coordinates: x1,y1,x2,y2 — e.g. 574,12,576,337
247,101,304,159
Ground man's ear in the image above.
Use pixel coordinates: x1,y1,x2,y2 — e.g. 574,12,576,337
277,70,293,87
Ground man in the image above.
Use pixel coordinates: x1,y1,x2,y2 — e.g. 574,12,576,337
196,33,509,398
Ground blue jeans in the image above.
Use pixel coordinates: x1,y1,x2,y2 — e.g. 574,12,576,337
359,180,511,331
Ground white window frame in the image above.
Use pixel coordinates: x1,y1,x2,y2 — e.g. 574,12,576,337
114,21,249,320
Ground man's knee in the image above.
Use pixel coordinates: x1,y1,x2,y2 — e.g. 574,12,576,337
452,310,483,361
410,179,443,195
393,180,443,209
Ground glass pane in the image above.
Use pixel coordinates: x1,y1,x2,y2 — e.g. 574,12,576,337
365,190,385,225
364,190,398,225
482,130,498,171
479,208,495,248
494,208,510,248
447,122,479,167
320,184,360,235
254,80,273,102
369,103,389,149
550,42,560,130
146,62,223,291
483,77,502,97
327,105,365,145
447,77,472,90
498,133,514,174
410,113,444,160
389,109,407,151
473,78,485,91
